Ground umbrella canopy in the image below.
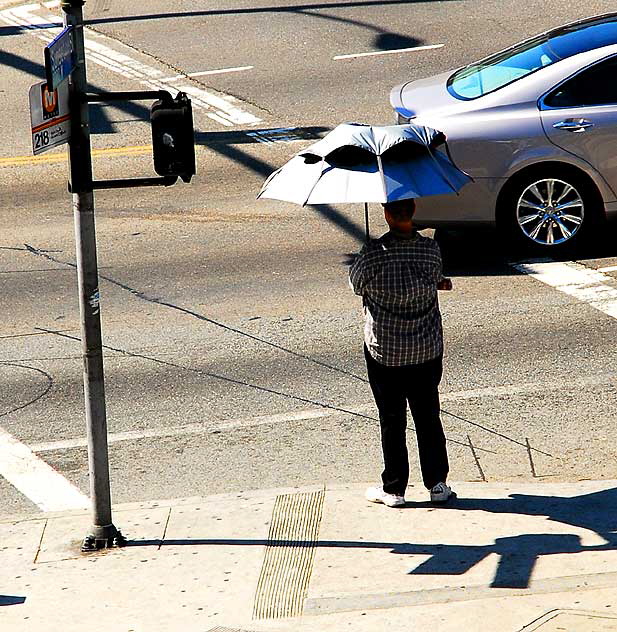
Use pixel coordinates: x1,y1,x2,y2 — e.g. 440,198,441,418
258,122,471,206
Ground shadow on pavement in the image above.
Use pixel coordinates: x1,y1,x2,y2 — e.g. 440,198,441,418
0,596,26,606
400,485,617,588
125,486,617,591
434,223,617,277
194,128,367,243
78,0,462,27
296,7,423,52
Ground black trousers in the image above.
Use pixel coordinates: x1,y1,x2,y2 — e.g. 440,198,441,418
364,346,449,495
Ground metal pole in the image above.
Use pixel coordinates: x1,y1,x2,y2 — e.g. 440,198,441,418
61,0,124,550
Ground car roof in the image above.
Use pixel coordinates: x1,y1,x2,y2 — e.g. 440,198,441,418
547,12,617,39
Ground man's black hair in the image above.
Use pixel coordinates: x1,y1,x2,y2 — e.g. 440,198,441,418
383,199,416,220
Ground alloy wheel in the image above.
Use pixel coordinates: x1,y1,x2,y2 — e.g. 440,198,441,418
516,178,585,246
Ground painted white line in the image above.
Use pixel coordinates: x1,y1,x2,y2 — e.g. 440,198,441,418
0,4,261,126
334,43,444,60
598,265,617,273
30,408,332,452
42,0,60,8
173,83,260,125
28,370,617,454
0,7,60,46
9,3,59,27
513,259,617,319
11,3,42,13
441,373,617,402
189,66,254,77
159,66,254,82
0,425,89,511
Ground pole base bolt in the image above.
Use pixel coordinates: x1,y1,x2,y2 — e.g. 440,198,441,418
81,529,126,552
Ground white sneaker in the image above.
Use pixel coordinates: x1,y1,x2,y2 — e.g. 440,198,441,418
365,486,406,508
430,482,456,504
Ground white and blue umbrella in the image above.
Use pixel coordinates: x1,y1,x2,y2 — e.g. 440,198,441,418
257,122,472,206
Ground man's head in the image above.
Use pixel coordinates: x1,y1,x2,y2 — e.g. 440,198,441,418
383,199,416,235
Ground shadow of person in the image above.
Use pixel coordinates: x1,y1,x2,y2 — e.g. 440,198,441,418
439,487,617,545
124,487,617,593
397,486,617,588
393,533,584,589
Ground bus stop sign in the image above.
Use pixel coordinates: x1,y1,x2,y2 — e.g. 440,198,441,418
29,81,71,155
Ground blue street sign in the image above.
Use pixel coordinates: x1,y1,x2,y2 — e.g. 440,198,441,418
45,26,76,91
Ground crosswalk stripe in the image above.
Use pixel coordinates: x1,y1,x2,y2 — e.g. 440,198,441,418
0,2,261,127
512,259,617,320
0,425,89,511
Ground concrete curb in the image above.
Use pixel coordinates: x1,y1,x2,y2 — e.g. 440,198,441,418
1,480,617,631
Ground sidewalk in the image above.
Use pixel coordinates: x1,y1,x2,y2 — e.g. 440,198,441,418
2,480,617,632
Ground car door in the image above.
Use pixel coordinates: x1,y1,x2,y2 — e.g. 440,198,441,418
540,54,617,197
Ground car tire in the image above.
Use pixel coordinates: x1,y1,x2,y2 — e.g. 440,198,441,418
498,168,604,253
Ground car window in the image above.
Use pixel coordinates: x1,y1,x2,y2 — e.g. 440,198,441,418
448,15,617,100
545,56,617,107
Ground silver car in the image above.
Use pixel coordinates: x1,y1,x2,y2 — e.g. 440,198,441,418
390,13,617,250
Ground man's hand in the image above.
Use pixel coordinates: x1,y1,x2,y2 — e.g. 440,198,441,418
437,277,453,291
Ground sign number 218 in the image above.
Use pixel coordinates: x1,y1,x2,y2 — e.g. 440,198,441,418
34,130,50,150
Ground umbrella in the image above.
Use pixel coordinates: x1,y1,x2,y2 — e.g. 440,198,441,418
257,122,472,239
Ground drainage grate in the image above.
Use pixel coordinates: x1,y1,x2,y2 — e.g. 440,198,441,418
253,489,325,619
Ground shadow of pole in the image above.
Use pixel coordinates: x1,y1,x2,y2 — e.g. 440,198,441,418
298,8,424,51
0,45,365,242
78,0,463,27
122,487,617,591
0,596,26,606
0,49,119,134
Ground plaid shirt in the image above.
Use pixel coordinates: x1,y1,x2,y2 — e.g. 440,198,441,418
349,230,443,366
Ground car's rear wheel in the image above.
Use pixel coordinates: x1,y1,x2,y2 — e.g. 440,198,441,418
500,168,603,252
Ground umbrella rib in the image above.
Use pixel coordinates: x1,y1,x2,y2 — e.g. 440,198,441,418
256,166,282,199
426,145,459,195
376,154,388,202
302,158,330,206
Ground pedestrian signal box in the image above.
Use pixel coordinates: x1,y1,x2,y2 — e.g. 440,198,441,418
150,92,196,183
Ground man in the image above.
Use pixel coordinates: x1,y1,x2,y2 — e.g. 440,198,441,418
349,198,454,508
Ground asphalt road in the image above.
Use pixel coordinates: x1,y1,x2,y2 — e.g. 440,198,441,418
1,0,617,520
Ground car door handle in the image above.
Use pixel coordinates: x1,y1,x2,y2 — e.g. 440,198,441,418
553,119,594,133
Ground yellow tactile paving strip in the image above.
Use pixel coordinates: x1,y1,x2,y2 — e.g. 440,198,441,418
253,489,325,620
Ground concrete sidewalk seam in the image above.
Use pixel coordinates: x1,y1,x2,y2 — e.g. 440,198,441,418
304,570,617,616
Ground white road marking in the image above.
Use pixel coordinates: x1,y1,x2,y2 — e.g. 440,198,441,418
442,373,617,401
334,43,444,60
27,371,617,453
161,82,259,126
30,409,332,452
160,66,255,82
0,426,89,511
513,259,617,319
0,3,261,126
